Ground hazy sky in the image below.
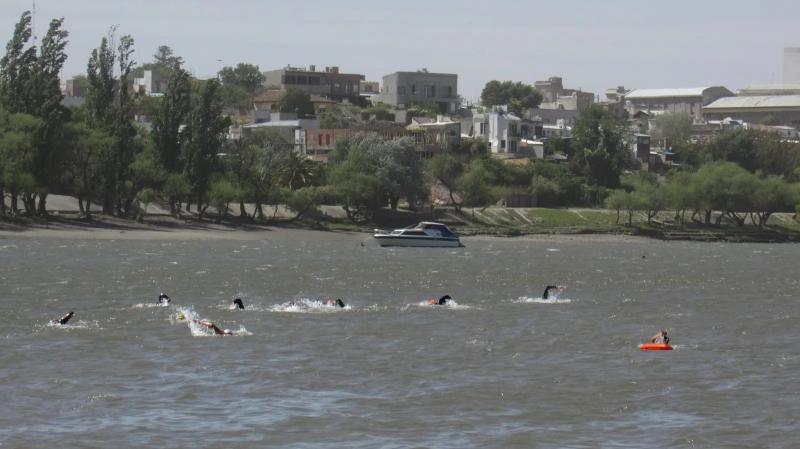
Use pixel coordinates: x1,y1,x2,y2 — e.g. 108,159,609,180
1,0,799,100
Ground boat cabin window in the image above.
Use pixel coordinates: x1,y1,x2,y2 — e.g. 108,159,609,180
421,224,454,237
402,230,428,236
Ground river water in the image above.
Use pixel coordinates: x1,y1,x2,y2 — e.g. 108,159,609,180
0,231,798,448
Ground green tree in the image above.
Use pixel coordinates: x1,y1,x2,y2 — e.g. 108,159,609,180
277,151,321,191
605,189,637,225
0,11,37,114
0,108,40,215
27,17,70,215
750,174,798,227
624,173,667,224
86,30,139,215
571,104,631,192
208,178,242,223
481,80,542,110
152,66,191,213
65,122,114,218
218,63,265,110
457,159,497,207
218,63,264,93
183,78,231,219
651,112,692,151
278,87,314,117
427,154,464,211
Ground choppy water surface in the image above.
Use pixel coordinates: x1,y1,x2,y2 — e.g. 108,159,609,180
1,232,798,448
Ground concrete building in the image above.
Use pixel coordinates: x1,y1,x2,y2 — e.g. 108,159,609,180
304,123,460,162
542,120,572,139
374,71,458,113
65,77,86,97
625,87,734,123
703,95,800,126
738,84,800,96
241,112,319,154
534,76,595,112
526,108,580,127
360,80,380,97
459,109,521,154
784,47,800,84
251,89,335,121
262,65,365,102
133,70,167,96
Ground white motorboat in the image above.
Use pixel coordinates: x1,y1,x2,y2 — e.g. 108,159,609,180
373,222,462,247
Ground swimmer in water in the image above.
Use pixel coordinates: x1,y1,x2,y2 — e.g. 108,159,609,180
324,298,346,308
158,292,170,305
650,329,670,344
428,295,451,305
233,298,245,310
192,319,233,336
542,285,564,299
51,311,74,325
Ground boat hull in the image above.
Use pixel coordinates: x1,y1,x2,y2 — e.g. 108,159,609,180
374,235,461,247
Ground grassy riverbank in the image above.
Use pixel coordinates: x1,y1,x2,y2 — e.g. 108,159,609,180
3,204,799,243
449,207,800,242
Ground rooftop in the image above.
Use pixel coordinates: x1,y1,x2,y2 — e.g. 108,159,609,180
626,87,711,99
704,95,800,110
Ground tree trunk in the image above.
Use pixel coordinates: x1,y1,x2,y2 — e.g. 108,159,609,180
23,193,35,216
615,208,620,224
254,202,264,221
123,198,134,217
0,188,5,216
627,210,633,226
36,193,47,217
10,192,19,215
239,200,247,218
78,197,85,216
704,210,712,225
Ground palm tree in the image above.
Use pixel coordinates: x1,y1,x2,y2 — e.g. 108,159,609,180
278,151,319,190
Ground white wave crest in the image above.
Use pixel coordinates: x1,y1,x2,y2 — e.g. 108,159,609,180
45,320,101,330
514,296,572,304
269,298,351,313
411,299,473,310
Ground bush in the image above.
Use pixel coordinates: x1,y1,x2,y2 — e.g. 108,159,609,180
208,179,243,222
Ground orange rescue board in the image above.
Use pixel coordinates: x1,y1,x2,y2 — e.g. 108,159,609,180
639,343,673,351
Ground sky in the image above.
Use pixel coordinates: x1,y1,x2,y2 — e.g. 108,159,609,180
1,0,799,101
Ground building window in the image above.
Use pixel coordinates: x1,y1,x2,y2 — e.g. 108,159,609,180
479,122,486,134
446,86,453,98
426,85,435,98
309,76,320,85
411,85,417,95
297,76,308,85
398,86,406,95
325,134,331,145
318,135,323,146
501,139,506,149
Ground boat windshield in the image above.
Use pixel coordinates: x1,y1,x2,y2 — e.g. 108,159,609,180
421,223,455,237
